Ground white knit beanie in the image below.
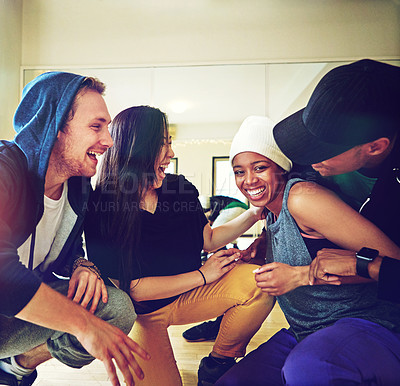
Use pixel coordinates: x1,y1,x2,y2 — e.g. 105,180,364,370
229,116,293,172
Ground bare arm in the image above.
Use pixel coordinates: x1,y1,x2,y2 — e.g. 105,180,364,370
16,283,150,386
255,182,400,296
129,271,205,301
202,207,263,252
289,182,400,257
289,182,400,284
129,249,241,301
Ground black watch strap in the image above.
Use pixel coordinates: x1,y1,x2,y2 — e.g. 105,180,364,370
356,257,371,279
356,247,379,279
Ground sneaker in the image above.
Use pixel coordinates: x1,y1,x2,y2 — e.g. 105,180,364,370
0,358,37,386
183,315,223,342
18,371,37,386
197,354,236,386
0,368,17,386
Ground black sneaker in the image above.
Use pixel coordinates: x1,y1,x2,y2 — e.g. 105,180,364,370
183,315,223,342
197,354,236,386
0,358,37,386
18,371,37,386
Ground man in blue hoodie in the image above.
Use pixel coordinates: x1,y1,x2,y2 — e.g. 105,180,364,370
0,72,149,386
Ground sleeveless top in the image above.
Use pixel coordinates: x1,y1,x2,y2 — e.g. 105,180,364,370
266,178,400,341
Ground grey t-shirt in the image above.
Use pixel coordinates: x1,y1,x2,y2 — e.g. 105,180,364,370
266,178,400,341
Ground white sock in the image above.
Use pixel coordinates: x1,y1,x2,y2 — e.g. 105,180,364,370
0,357,34,380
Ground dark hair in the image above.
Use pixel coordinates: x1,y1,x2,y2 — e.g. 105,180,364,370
96,106,168,292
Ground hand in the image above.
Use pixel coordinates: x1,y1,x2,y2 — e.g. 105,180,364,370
309,248,357,285
76,314,150,386
16,283,149,386
200,248,241,283
241,230,267,265
253,262,309,296
68,266,108,313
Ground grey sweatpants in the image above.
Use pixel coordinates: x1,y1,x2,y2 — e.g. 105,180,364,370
0,281,136,368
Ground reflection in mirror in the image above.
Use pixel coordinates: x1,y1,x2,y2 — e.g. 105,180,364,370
212,156,246,204
23,60,400,206
166,157,178,174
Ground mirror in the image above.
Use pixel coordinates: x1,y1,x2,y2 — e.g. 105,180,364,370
23,59,400,217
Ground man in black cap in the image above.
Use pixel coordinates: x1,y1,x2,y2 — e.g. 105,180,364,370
216,59,400,386
273,58,400,303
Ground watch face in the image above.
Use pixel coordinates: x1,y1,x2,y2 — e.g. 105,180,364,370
357,247,379,260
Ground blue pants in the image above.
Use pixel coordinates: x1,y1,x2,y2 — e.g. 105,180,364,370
216,318,400,385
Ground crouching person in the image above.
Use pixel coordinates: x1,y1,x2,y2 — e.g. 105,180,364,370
0,72,149,386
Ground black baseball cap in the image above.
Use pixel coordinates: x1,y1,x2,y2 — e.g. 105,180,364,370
273,59,400,165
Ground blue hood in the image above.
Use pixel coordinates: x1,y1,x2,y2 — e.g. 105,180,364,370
13,72,86,195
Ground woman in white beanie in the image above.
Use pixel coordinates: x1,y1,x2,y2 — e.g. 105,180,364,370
216,116,400,385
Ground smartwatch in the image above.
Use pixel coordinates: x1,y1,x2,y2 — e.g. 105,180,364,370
356,247,379,278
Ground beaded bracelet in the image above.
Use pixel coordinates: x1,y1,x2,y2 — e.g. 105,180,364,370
72,257,102,280
197,269,207,285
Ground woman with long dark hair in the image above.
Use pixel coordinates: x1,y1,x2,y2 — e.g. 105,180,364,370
84,106,273,385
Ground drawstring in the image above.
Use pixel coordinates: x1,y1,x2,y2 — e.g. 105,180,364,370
28,206,39,270
393,168,400,184
359,197,370,214
28,229,36,270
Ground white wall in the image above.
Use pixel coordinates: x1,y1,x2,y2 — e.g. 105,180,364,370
0,0,22,140
21,0,400,67
1,0,399,139
173,139,231,195
1,0,399,201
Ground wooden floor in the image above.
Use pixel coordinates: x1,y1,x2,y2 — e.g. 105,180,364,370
35,304,288,385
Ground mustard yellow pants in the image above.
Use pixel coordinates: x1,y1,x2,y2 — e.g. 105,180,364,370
128,263,275,385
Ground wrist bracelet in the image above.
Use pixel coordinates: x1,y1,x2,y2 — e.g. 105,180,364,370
197,269,207,285
72,257,102,279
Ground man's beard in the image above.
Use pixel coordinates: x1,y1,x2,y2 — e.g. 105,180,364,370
51,140,86,178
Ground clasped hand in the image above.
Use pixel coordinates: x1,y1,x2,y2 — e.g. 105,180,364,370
308,248,357,285
253,262,309,296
